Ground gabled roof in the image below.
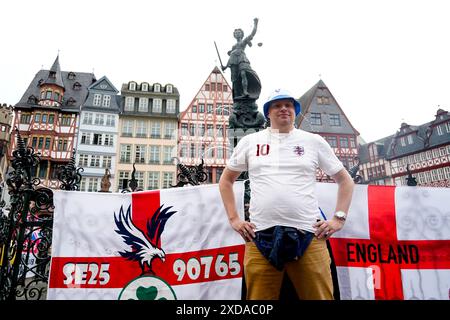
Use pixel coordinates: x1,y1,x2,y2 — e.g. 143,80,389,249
179,66,233,120
358,134,395,163
88,76,119,93
296,79,360,136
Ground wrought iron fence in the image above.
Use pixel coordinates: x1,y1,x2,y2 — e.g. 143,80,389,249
0,131,81,300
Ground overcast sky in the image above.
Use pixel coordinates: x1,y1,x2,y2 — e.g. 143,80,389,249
1,0,449,142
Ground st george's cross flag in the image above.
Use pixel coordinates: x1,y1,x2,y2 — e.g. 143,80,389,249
318,183,450,300
47,182,245,300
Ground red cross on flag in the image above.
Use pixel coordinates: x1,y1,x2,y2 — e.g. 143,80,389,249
318,184,450,300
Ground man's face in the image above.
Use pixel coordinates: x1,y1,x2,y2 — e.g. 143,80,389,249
268,99,295,127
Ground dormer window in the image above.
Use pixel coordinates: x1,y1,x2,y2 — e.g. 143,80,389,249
154,84,161,92
66,97,76,106
73,82,82,90
68,72,76,80
166,84,173,93
27,95,38,104
129,82,136,91
45,91,52,99
141,83,148,91
37,79,44,86
49,71,56,79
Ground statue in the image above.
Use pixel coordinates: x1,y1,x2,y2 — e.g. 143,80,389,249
217,18,265,130
99,168,111,192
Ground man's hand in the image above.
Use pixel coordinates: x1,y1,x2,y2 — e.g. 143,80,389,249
229,216,256,242
313,217,344,240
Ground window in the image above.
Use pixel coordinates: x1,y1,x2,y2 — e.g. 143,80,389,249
81,133,90,144
207,124,214,137
138,97,148,112
350,138,356,148
329,114,341,126
92,133,103,145
149,146,160,164
340,137,349,148
57,138,68,151
45,91,52,99
190,143,196,158
102,95,111,107
83,112,93,125
94,114,104,125
54,92,60,102
68,72,76,80
148,172,159,190
90,155,101,167
135,145,146,163
93,94,101,106
102,156,112,169
73,82,82,91
122,120,134,137
118,171,130,191
125,97,134,111
199,104,205,113
198,123,205,136
129,82,136,90
20,113,31,124
164,122,176,139
104,134,114,146
407,134,414,144
223,85,228,92
163,146,174,164
141,83,148,91
79,154,89,167
162,172,174,189
120,144,132,163
445,122,450,133
106,115,115,126
192,105,197,113
152,99,162,113
181,123,188,136
207,104,213,114
432,149,439,158
180,144,188,157
151,121,161,138
216,103,222,115
211,83,216,91
166,99,176,113
45,137,51,149
310,113,322,125
327,136,337,148
136,120,147,137
436,125,443,136
400,137,406,147
34,113,41,123
87,178,99,192
166,85,173,93
216,124,224,138
61,115,71,126
205,84,210,91
135,172,145,189
189,123,196,136
38,161,48,179
154,84,161,92
48,114,54,124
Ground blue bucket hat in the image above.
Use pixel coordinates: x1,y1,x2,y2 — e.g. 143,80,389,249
263,88,301,118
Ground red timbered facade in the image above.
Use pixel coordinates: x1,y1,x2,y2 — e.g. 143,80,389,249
296,80,360,182
10,56,95,188
178,67,233,183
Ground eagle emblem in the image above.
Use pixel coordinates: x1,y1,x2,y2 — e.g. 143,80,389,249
114,204,177,275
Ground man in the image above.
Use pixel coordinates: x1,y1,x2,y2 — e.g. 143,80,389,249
219,89,354,300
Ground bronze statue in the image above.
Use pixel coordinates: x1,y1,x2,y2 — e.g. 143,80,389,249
99,168,111,192
222,18,261,101
218,18,265,130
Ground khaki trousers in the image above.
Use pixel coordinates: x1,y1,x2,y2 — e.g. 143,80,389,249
244,237,334,300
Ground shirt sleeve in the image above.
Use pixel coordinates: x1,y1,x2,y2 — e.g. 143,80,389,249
316,134,344,176
226,136,249,172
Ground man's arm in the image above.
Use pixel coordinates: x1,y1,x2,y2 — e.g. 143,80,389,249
219,168,256,241
314,168,354,239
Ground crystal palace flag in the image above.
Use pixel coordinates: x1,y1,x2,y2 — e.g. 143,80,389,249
318,184,450,300
47,182,245,300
